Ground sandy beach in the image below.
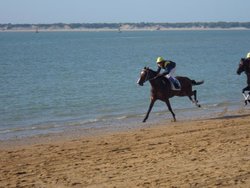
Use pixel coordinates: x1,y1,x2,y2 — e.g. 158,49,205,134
0,110,250,188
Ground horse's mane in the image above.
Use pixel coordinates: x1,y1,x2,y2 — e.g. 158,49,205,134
145,67,171,89
242,58,250,73
242,58,250,63
148,68,157,73
145,67,156,72
143,67,157,77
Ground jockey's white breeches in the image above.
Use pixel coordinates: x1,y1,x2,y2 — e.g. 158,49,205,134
165,67,176,78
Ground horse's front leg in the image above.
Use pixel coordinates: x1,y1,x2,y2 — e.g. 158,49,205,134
165,99,176,122
143,98,155,123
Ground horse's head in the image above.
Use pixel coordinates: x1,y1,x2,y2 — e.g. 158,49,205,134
237,58,248,75
137,67,155,86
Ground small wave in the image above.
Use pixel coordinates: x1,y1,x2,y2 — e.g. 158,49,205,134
201,101,232,109
215,101,231,107
0,117,115,137
115,114,143,120
116,116,128,120
67,119,99,126
0,123,60,135
0,129,12,134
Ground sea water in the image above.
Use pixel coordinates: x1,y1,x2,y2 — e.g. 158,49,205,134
1,30,250,139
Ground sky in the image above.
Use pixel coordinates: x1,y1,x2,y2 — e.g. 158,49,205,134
0,0,250,24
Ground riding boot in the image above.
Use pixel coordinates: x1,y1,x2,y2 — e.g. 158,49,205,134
169,76,180,89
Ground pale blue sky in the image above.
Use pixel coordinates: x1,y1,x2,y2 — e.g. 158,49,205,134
1,0,250,24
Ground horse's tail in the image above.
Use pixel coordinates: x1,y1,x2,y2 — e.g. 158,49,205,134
191,80,204,86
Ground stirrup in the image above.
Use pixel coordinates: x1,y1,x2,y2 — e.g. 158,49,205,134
174,82,180,89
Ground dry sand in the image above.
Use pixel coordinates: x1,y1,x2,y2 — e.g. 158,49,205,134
0,111,250,187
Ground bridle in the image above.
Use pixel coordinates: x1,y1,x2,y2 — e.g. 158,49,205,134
137,68,157,86
142,68,154,83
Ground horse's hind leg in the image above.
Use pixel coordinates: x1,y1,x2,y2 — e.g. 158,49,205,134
189,90,201,107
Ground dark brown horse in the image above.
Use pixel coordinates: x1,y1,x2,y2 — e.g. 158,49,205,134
237,58,250,105
137,67,204,122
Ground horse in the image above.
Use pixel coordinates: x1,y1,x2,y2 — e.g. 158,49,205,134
137,67,204,122
237,58,250,105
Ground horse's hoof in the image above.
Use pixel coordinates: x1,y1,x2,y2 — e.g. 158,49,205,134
198,104,201,108
245,100,248,105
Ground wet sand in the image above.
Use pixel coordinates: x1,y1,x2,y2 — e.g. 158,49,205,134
0,111,250,187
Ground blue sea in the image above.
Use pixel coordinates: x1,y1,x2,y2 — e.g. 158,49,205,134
1,30,250,140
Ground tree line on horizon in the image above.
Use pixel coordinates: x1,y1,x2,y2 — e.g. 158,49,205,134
1,22,250,30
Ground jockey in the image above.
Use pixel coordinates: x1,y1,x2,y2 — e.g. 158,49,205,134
155,56,180,89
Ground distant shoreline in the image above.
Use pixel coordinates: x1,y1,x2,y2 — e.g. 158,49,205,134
1,22,250,32
1,27,250,32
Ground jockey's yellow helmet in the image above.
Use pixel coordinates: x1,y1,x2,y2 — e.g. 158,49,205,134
247,52,250,59
156,57,165,64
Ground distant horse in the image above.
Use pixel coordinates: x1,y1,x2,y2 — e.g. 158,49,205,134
237,58,250,105
137,67,204,122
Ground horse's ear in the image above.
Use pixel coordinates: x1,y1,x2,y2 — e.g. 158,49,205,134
144,66,147,69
